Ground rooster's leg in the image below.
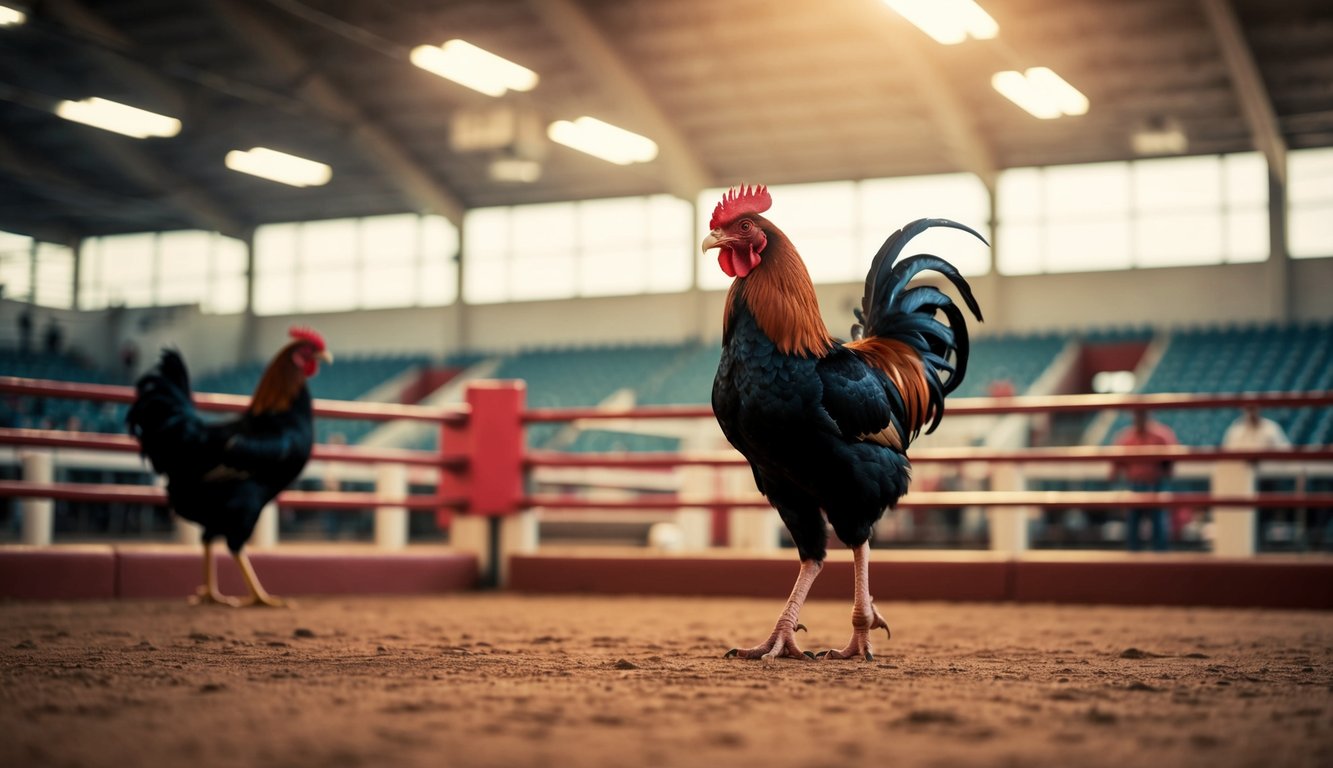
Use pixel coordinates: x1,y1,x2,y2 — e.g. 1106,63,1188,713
817,541,890,660
725,559,822,661
189,539,243,607
233,552,288,608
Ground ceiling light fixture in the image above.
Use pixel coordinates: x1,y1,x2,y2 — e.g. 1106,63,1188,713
0,4,25,26
883,0,997,45
224,147,331,187
410,39,538,97
547,117,658,165
54,97,181,138
991,67,1089,119
1132,116,1189,155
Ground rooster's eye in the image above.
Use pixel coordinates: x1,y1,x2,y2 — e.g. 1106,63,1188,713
740,220,753,233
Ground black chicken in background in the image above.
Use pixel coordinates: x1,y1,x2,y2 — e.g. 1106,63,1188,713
127,327,332,607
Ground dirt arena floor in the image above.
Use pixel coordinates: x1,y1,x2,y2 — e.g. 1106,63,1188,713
1,594,1330,768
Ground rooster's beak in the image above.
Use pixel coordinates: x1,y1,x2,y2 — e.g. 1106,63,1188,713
701,229,724,252
319,350,334,364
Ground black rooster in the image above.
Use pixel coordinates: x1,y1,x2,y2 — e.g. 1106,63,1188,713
706,185,983,660
127,327,332,607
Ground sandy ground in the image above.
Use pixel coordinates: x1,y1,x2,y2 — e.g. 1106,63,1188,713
1,594,1330,768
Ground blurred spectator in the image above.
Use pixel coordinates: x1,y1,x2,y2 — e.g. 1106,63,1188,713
120,340,140,383
43,317,63,355
1111,410,1178,551
1223,405,1293,546
1222,405,1290,451
17,307,32,355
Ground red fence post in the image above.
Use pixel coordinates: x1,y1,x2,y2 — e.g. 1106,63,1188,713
467,381,526,516
449,381,531,586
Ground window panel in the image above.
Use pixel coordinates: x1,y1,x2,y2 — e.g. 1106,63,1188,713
360,214,418,267
254,272,296,315
509,256,576,301
418,259,455,306
579,249,640,297
1226,209,1268,263
580,197,643,249
512,203,576,254
996,222,1043,275
361,265,417,309
463,254,507,304
997,168,1042,220
1224,152,1267,207
300,219,357,269
1290,207,1333,259
33,243,75,309
1136,212,1223,267
298,265,357,312
97,234,156,306
209,275,247,315
1045,220,1130,272
1046,163,1129,216
1134,156,1220,210
1290,147,1333,259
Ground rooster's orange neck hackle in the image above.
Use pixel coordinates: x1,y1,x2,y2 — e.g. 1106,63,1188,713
249,326,327,416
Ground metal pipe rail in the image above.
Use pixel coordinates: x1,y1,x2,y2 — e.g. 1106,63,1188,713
0,376,469,425
522,390,1333,423
525,491,1333,511
0,480,464,511
528,445,1333,469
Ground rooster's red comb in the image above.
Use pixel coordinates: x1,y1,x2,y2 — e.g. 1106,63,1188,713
710,184,772,230
288,326,326,350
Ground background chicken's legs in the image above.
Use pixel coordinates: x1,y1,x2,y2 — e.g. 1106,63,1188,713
189,539,242,607
234,552,287,608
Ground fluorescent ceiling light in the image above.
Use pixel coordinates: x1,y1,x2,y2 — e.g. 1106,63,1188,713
410,39,538,97
884,0,997,45
0,5,26,26
991,67,1089,119
547,117,658,165
54,97,180,138
224,147,331,187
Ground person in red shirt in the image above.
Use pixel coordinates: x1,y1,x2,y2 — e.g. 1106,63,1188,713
1110,410,1179,551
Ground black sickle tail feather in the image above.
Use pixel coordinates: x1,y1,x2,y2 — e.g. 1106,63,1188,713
125,349,219,476
855,218,987,434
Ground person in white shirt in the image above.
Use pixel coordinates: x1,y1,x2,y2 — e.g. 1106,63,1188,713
1221,405,1292,546
1222,405,1291,450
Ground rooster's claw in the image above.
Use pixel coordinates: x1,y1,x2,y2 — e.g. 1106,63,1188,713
724,648,740,658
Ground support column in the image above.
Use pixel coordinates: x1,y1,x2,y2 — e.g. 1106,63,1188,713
988,463,1030,553
375,462,409,549
251,501,278,548
19,451,53,546
1212,461,1257,557
675,465,715,551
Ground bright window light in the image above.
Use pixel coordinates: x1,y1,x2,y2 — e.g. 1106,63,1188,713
410,39,538,97
224,147,331,187
884,0,997,45
0,5,25,26
54,97,180,138
992,67,1088,119
547,117,658,165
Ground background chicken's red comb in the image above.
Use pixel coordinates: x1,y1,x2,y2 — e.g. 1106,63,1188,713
709,184,772,229
288,326,326,350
